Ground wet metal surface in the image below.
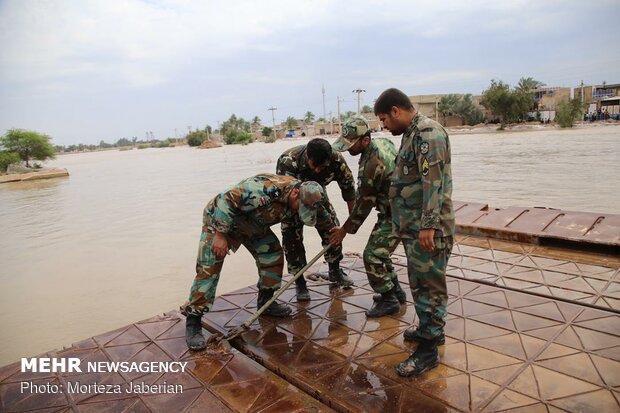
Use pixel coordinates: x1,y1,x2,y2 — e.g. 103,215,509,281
0,313,333,412
204,238,620,413
2,235,619,412
454,201,620,248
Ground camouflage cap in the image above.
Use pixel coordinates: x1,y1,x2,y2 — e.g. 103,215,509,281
298,181,324,226
333,116,370,152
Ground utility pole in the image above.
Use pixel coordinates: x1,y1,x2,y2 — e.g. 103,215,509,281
353,88,366,114
322,84,326,121
268,107,277,140
580,80,584,103
336,96,345,133
329,111,333,135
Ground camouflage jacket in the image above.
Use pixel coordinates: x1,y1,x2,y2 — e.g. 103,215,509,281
276,144,356,202
347,138,397,234
205,174,334,240
389,113,455,238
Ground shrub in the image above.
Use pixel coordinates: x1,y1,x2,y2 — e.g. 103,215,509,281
224,130,254,145
556,99,584,128
0,151,21,172
187,131,207,147
137,144,149,149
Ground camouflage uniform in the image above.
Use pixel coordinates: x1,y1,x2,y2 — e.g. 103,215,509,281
334,127,400,293
186,174,334,316
390,113,455,341
276,145,354,274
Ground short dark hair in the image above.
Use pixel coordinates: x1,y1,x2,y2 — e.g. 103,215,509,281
374,88,414,114
306,138,332,165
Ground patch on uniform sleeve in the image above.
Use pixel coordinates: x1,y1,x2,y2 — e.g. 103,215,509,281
422,158,430,176
420,141,429,154
258,197,269,206
403,165,409,175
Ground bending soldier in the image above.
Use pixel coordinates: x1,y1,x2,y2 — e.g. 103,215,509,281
184,174,335,351
329,116,407,318
276,138,355,301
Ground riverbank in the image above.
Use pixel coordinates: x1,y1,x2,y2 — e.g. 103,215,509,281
0,168,69,184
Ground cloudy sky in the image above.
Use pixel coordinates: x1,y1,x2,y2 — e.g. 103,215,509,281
1,0,618,145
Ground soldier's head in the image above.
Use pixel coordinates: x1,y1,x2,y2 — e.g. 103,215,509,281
288,181,325,226
374,88,416,136
306,138,331,174
333,116,371,156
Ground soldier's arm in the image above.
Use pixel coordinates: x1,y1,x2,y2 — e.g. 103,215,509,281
276,155,297,177
346,157,382,234
333,153,356,203
418,127,449,231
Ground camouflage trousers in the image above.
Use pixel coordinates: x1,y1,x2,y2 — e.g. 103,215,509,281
364,216,401,293
403,235,454,341
186,222,284,317
281,201,342,274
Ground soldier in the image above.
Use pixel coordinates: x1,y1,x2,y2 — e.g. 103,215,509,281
328,116,407,318
276,138,355,301
374,88,455,377
184,174,335,351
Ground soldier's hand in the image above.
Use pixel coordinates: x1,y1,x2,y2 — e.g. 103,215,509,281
419,229,436,252
329,227,346,246
212,231,230,259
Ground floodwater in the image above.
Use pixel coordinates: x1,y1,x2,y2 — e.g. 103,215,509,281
0,125,619,366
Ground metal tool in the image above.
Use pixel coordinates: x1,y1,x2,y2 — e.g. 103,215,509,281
205,244,331,348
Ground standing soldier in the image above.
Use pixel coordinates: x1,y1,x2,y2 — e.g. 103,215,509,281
184,174,335,351
328,116,407,317
277,138,356,301
374,88,455,377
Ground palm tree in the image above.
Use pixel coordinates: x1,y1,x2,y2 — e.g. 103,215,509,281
285,116,297,130
516,77,545,93
304,111,315,124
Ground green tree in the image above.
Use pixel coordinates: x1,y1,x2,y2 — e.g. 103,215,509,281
317,117,326,123
204,125,212,134
0,129,56,167
304,111,315,124
0,151,21,172
261,126,273,137
361,105,372,113
224,130,254,145
438,94,460,124
187,130,208,146
453,94,485,126
516,77,545,93
480,80,515,128
556,98,584,128
285,116,297,130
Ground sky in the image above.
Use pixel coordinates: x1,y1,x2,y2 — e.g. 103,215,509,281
1,0,619,146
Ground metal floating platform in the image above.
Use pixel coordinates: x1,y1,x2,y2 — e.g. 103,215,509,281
1,206,619,412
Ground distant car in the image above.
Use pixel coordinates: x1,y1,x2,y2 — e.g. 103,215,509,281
611,113,620,121
286,130,295,138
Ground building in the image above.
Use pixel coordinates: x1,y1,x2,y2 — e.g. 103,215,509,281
574,83,620,115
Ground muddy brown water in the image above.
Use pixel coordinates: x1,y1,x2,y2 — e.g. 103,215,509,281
1,126,619,365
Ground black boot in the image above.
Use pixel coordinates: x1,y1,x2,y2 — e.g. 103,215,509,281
396,340,439,377
295,277,311,302
373,277,407,304
185,314,207,351
366,288,400,317
328,262,354,288
257,289,292,317
403,328,446,345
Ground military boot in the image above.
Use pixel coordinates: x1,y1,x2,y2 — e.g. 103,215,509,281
185,314,207,351
328,262,354,288
396,339,439,377
366,288,400,317
295,277,311,302
403,328,446,345
257,289,292,317
373,277,407,304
